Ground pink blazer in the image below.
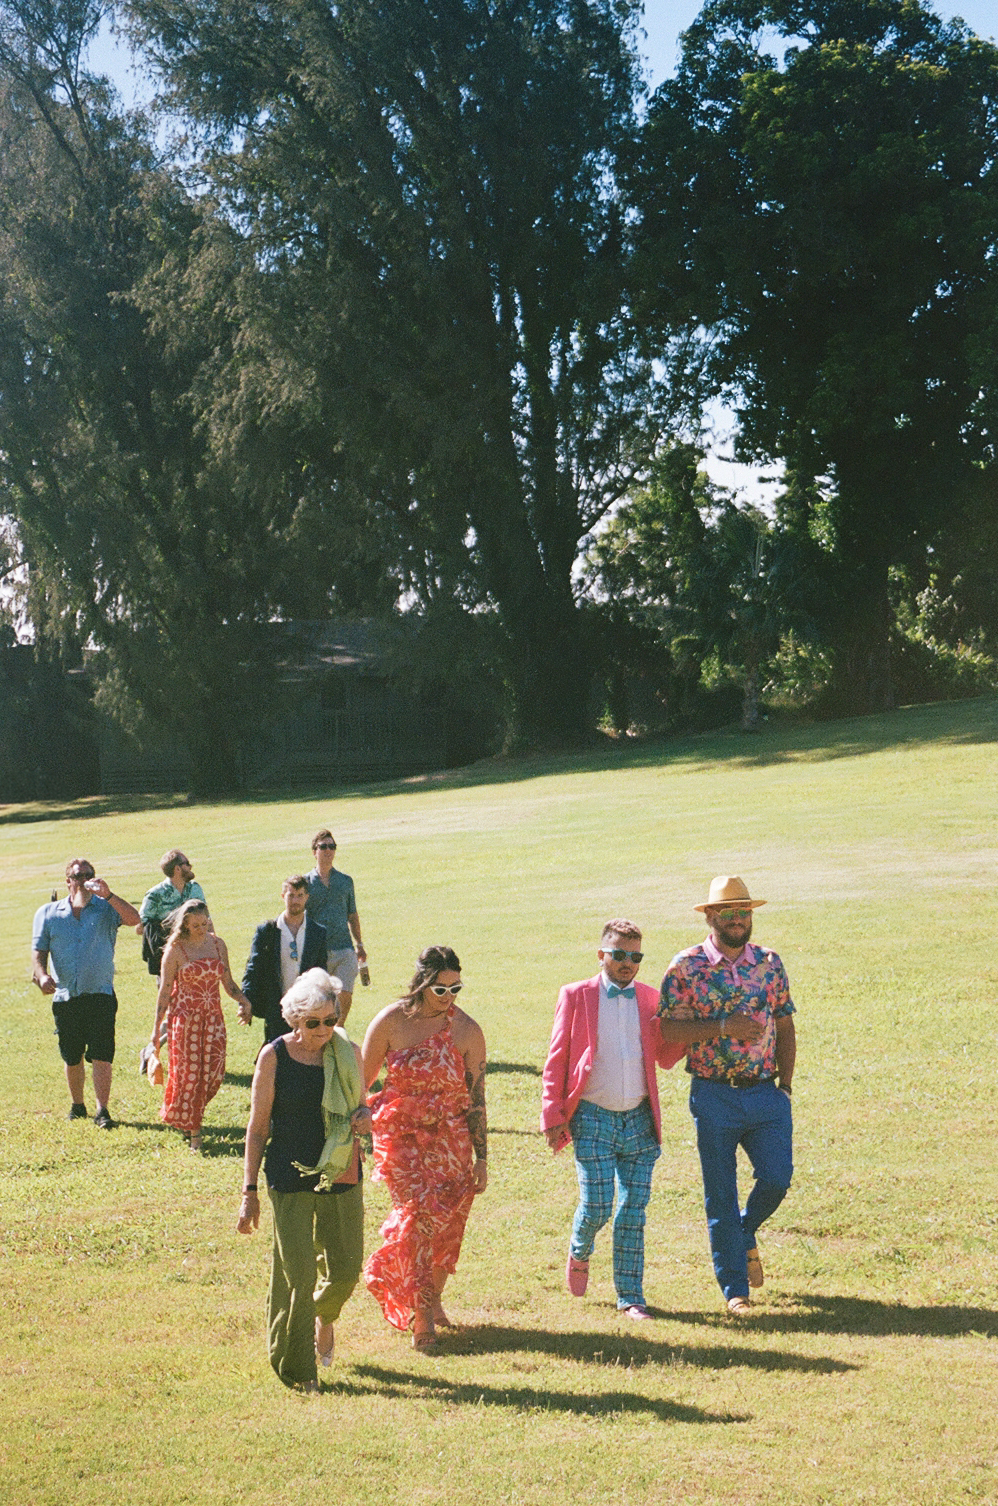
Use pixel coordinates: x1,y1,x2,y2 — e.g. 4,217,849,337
540,975,686,1146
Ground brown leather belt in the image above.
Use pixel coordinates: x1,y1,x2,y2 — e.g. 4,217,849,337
696,1074,773,1089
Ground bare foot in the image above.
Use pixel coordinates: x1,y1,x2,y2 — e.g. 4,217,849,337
189,1132,202,1154
315,1317,334,1366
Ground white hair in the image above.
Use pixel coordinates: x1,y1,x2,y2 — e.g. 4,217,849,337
280,968,343,1027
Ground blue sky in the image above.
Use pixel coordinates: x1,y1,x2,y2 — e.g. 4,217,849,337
92,2,998,99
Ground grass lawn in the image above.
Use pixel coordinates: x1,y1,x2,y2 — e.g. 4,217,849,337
1,697,996,1505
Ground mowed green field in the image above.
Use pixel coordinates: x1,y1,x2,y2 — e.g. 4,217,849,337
1,698,996,1506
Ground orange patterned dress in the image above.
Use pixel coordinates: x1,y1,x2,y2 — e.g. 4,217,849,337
160,943,227,1136
364,1010,476,1330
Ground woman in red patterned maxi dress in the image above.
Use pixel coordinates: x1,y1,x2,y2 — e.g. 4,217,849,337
149,900,252,1153
362,946,488,1350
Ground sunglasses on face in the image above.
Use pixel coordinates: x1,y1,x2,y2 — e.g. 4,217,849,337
315,842,337,851
428,983,462,997
715,908,752,921
69,871,95,884
604,949,643,963
303,1015,338,1029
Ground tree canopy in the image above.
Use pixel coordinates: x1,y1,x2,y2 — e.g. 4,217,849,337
636,0,998,709
119,0,688,744
2,0,997,794
0,0,339,789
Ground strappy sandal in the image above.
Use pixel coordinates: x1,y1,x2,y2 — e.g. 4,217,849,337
411,1311,437,1351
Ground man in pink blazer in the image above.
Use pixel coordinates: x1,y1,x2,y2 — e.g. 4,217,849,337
541,919,684,1319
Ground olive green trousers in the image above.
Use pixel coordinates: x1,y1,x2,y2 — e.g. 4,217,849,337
267,1182,364,1387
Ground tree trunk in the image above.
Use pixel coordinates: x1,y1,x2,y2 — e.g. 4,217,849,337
741,662,760,731
498,593,592,750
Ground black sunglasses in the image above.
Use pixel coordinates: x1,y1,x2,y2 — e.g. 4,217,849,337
303,1015,338,1029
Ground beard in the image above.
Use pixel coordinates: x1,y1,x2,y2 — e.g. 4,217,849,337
713,916,752,951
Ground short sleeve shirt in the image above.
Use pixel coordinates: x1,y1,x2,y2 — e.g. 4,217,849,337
139,878,205,924
32,896,122,1001
306,868,356,950
659,937,795,1082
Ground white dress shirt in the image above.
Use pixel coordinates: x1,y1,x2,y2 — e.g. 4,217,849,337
277,914,307,997
580,971,648,1113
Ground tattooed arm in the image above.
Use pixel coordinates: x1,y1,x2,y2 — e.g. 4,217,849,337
460,1016,488,1193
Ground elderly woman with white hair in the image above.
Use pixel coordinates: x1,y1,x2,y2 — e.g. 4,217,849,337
237,968,371,1391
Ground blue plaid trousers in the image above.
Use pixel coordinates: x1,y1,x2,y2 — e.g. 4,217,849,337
569,1097,660,1309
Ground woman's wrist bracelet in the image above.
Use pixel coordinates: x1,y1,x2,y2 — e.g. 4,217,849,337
242,1184,258,1194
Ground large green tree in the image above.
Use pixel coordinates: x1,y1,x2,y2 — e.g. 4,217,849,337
636,0,998,711
121,0,685,745
586,445,827,730
0,0,339,790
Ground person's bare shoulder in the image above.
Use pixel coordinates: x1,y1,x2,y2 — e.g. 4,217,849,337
451,1006,486,1051
367,999,406,1034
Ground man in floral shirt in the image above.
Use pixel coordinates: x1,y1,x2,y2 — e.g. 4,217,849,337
659,876,796,1315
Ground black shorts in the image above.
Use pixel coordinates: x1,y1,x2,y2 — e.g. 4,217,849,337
52,992,118,1065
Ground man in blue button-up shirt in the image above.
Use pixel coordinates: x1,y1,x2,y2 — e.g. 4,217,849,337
32,857,141,1128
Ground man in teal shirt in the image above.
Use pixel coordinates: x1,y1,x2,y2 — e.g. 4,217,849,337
306,829,367,1023
137,849,206,1061
138,848,205,931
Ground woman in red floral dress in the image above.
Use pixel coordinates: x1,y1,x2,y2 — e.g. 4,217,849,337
149,900,251,1153
362,945,488,1349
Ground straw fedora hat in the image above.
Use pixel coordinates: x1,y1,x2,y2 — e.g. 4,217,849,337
693,875,766,913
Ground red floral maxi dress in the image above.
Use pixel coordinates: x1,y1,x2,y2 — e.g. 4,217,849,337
364,1010,476,1330
160,942,227,1136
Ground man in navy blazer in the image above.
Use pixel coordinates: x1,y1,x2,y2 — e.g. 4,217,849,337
242,876,328,1042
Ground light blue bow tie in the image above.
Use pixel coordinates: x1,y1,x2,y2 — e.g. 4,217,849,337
607,984,636,999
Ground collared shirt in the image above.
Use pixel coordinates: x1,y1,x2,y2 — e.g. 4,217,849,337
659,936,795,1083
306,867,356,950
32,896,122,1001
277,914,309,997
580,971,648,1113
139,878,205,924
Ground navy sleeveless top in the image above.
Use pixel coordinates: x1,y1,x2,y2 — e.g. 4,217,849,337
264,1038,360,1194
264,1039,329,1193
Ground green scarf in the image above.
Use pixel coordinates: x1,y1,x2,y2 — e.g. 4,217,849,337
292,1026,364,1190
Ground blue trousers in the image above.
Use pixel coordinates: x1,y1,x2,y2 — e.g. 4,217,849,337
689,1077,793,1300
569,1098,660,1309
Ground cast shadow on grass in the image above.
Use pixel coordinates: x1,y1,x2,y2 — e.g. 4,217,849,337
434,1323,855,1376
223,1070,254,1089
328,1362,747,1424
486,1061,541,1076
742,1294,998,1339
198,1126,246,1158
114,1119,245,1156
7,699,994,825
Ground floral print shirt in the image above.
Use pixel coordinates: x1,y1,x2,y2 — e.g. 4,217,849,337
658,936,795,1081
